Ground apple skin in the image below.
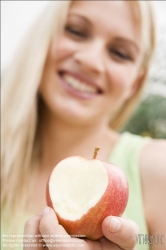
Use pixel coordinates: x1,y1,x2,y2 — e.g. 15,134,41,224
46,160,128,240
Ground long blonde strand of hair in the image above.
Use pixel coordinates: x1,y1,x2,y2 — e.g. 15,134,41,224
1,1,71,235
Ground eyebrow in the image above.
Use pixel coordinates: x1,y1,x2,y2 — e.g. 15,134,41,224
67,13,92,26
114,38,140,53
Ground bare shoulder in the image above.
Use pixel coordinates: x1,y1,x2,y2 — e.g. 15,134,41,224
139,139,166,244
139,138,166,178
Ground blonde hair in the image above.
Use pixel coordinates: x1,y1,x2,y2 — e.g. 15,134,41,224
111,1,156,129
1,1,71,235
1,0,156,237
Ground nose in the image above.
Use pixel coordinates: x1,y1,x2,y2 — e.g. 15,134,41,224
73,39,105,74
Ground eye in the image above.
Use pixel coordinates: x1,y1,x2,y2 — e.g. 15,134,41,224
109,48,132,61
65,25,87,38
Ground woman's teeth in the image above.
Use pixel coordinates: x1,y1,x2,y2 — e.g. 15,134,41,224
63,74,97,93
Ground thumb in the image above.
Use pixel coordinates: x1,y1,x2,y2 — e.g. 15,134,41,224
102,216,139,250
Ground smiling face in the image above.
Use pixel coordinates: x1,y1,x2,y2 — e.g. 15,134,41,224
40,1,143,127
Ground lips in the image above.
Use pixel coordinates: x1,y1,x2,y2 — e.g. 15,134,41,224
58,70,103,98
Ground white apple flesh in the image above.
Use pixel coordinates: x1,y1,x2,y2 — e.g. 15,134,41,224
46,156,128,240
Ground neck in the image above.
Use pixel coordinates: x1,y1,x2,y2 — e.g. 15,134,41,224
37,107,119,172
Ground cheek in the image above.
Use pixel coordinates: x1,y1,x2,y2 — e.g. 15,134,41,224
107,64,137,99
51,36,78,62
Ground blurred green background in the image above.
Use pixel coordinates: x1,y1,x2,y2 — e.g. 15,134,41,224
121,95,166,139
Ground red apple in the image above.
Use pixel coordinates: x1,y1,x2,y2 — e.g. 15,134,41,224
46,148,128,240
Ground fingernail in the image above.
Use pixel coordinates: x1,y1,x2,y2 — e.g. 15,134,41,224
40,206,50,215
110,217,121,233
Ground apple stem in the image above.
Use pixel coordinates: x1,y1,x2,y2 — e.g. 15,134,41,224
93,147,100,159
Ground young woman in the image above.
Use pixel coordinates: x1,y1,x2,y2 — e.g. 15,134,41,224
2,1,166,250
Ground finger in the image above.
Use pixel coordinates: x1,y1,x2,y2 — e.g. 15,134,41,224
39,207,78,250
24,215,44,250
102,216,139,250
39,206,66,233
98,237,119,249
39,206,100,250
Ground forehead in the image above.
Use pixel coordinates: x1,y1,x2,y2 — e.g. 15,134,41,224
70,1,134,17
69,1,140,40
69,1,140,41
70,0,138,24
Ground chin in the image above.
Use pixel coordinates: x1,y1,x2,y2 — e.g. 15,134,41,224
55,108,96,126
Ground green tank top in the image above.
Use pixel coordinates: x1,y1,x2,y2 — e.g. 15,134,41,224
109,132,151,250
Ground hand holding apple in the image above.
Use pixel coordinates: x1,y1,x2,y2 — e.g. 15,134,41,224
24,207,139,250
46,148,129,240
